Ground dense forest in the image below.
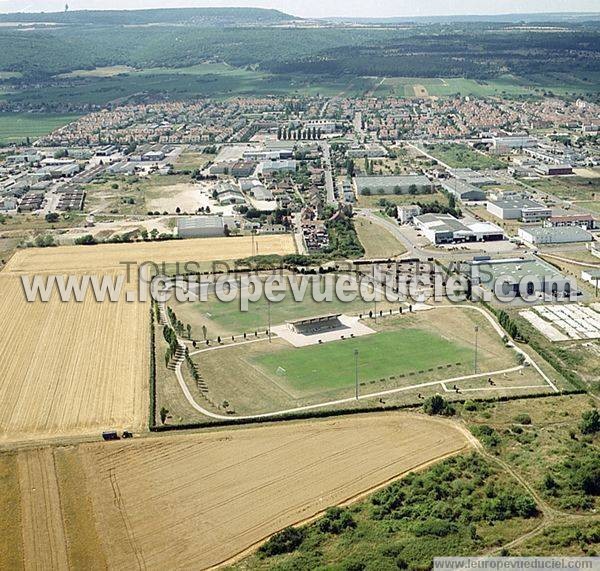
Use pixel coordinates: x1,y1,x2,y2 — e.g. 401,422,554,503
1,24,598,79
0,11,598,110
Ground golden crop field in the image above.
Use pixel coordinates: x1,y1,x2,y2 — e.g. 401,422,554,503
0,413,470,570
4,234,297,274
0,272,148,443
0,235,295,443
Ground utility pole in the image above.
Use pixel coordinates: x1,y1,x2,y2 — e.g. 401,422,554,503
474,326,479,374
268,299,272,343
354,349,359,400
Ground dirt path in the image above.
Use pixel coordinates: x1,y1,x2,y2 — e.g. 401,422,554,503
18,449,69,571
455,421,600,555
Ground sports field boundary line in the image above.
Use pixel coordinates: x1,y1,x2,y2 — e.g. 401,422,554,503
163,290,559,420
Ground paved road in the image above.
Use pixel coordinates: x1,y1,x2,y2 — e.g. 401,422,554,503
320,142,337,205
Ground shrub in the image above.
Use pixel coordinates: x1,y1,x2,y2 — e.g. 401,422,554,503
423,395,455,416
318,507,356,534
413,518,457,537
472,425,501,448
514,413,532,425
259,526,305,556
580,409,600,435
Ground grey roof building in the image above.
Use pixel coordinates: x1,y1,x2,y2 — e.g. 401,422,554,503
177,216,226,238
487,196,552,222
518,226,593,245
355,174,433,196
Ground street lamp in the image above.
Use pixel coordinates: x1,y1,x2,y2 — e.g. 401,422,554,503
474,326,479,374
268,299,272,343
354,349,359,400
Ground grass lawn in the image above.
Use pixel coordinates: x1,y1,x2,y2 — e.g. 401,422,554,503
425,143,505,170
170,275,399,339
173,151,213,171
526,177,600,202
253,328,473,393
578,201,600,215
0,113,80,144
354,217,406,258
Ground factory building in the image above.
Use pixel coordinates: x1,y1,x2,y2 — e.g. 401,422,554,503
177,216,226,238
518,226,593,245
413,213,504,244
487,196,551,223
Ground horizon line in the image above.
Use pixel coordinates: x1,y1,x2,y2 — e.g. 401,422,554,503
0,7,599,19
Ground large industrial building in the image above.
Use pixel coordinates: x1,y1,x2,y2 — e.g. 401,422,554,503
468,257,575,300
491,136,537,150
177,216,227,238
548,214,596,230
440,179,486,202
413,213,504,244
487,196,552,223
518,226,593,245
355,174,433,196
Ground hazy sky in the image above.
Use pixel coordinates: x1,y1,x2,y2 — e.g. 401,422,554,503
2,0,598,18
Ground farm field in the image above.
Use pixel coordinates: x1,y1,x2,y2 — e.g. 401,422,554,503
3,234,296,273
0,271,148,443
373,73,599,99
7,71,375,109
2,412,465,570
354,217,407,258
0,235,295,442
0,112,80,144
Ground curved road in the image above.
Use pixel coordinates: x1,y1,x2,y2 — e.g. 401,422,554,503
167,303,558,421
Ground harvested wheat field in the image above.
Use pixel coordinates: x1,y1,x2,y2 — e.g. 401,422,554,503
0,235,294,443
3,414,470,570
59,413,469,570
4,234,296,274
0,272,148,443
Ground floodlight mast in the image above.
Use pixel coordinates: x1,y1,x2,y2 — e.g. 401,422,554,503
354,349,359,400
474,326,479,374
268,299,272,343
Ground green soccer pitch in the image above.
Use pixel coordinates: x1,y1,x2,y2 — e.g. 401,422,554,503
253,328,474,393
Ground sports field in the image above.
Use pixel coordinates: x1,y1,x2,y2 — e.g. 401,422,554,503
177,306,536,418
255,329,472,392
170,274,397,338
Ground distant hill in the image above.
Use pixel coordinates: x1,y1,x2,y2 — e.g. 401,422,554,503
327,12,600,24
0,7,297,26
